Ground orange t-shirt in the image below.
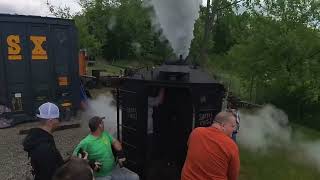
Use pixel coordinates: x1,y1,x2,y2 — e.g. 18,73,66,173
181,127,240,180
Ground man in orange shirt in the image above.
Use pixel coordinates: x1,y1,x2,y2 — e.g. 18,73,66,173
181,112,240,180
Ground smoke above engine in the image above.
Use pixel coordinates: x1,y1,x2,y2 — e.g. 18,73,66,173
144,0,202,59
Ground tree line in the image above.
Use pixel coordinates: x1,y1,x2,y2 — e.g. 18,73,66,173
49,0,320,130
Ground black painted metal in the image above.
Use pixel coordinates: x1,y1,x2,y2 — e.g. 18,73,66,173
118,64,226,179
120,80,148,175
0,14,80,125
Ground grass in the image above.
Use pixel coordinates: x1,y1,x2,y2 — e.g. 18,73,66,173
87,58,156,76
240,147,320,180
239,124,320,180
87,59,123,76
292,124,320,141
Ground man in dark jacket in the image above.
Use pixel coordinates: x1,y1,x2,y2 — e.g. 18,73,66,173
23,102,64,180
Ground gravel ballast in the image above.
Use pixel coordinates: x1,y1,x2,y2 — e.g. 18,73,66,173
0,121,89,180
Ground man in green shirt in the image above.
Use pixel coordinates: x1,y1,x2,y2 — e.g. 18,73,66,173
73,116,139,180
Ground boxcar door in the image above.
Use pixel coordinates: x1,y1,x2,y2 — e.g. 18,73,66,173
51,26,80,117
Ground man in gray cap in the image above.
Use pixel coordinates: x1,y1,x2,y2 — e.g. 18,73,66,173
23,102,64,180
73,116,139,180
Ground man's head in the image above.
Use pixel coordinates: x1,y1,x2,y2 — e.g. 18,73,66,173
52,158,94,180
212,112,237,137
88,116,105,133
37,102,60,131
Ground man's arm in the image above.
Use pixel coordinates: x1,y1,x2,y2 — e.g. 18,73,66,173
228,148,240,180
72,140,87,156
150,88,165,106
111,139,126,167
112,139,122,151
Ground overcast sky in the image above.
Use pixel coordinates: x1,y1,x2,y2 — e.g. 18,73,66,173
0,0,208,17
0,0,81,16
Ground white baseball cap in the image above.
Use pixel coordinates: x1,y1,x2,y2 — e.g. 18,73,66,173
36,102,60,119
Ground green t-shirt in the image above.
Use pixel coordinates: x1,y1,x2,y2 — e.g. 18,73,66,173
73,132,116,177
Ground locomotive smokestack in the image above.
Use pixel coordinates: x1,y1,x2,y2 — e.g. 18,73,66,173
179,54,183,61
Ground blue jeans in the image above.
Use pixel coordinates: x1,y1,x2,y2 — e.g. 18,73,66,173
95,166,139,180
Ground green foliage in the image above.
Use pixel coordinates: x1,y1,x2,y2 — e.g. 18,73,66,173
47,2,73,19
49,0,320,130
75,0,172,61
74,15,102,56
191,0,320,130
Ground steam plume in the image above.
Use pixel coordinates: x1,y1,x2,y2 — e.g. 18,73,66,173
238,105,292,151
144,0,202,58
239,105,320,170
81,93,118,137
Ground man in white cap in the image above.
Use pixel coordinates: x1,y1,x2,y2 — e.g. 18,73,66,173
23,102,64,180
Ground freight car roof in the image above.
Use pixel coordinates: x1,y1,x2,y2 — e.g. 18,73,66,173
0,14,74,26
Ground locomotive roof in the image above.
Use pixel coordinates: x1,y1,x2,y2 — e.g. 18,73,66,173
127,64,222,85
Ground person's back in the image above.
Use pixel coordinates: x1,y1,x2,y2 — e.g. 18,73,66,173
23,128,64,180
22,102,63,180
181,127,240,180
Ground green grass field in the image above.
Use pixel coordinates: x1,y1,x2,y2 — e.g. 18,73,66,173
240,124,320,180
240,147,320,180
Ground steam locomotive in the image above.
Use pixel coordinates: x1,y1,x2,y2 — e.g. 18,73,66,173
116,56,226,180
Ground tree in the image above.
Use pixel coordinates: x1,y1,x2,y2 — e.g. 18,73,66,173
47,1,74,19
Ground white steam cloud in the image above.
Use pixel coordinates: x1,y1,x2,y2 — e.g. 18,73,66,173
144,0,202,58
239,105,320,170
238,105,292,151
81,93,118,137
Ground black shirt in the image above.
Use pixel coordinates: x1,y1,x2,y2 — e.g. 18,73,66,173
23,128,64,180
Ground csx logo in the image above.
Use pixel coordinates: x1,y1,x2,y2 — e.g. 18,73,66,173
7,35,48,61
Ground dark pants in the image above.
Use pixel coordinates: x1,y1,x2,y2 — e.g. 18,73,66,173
146,134,154,162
